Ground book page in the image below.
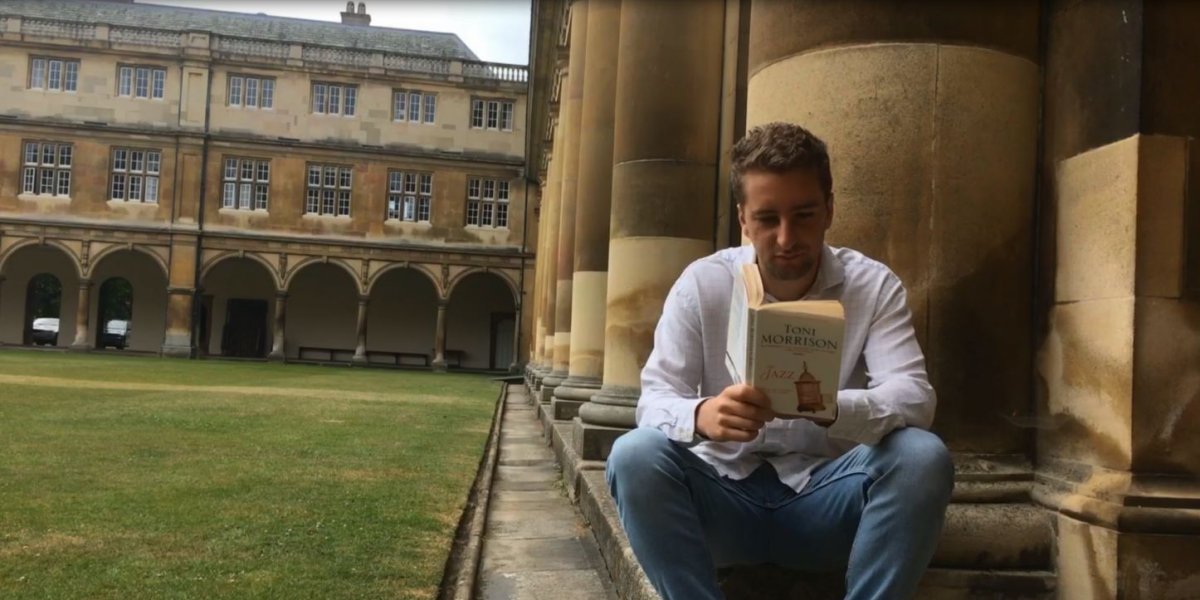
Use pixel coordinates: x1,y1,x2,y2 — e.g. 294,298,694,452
725,263,750,383
748,308,844,420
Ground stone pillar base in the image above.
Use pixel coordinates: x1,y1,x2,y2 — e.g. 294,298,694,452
351,354,368,366
161,343,194,358
553,377,602,421
267,351,285,362
572,417,630,462
552,398,585,420
540,372,567,405
68,343,91,353
431,359,447,373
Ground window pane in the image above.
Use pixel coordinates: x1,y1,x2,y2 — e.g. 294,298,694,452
323,166,336,187
387,195,400,220
497,203,509,227
115,149,129,171
498,180,509,200
306,188,319,213
129,175,142,200
487,101,499,129
225,158,238,180
245,77,258,108
57,170,71,196
58,145,72,167
129,150,144,173
223,182,236,208
42,144,56,165
30,58,46,89
40,169,55,194
322,189,335,214
256,161,269,182
468,178,480,198
344,86,356,116
389,171,402,192
229,76,243,105
112,173,127,200
308,165,321,186
135,67,149,98
152,69,165,99
145,176,158,203
48,60,62,90
338,190,351,216
65,61,79,92
24,142,39,165
483,179,495,199
466,199,480,226
403,196,414,221
420,173,432,195
403,172,416,193
255,184,268,210
240,160,253,181
146,151,160,174
239,183,251,209
261,79,274,108
408,92,420,121
119,67,133,96
328,85,340,115
424,95,436,123
481,202,494,226
471,99,484,128
312,84,326,113
418,197,430,222
393,91,405,120
23,167,36,194
339,167,352,189
501,102,514,130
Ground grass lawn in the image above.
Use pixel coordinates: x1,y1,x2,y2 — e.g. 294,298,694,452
0,349,501,599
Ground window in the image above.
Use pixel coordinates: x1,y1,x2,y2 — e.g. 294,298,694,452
28,57,79,92
387,171,433,222
227,74,274,109
21,141,72,197
392,89,437,124
110,148,162,203
465,176,510,228
118,64,166,99
471,98,515,131
306,163,352,216
312,82,357,116
221,157,270,211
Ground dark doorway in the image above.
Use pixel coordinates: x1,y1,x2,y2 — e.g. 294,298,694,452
24,273,63,346
222,298,268,358
490,312,515,370
96,277,133,350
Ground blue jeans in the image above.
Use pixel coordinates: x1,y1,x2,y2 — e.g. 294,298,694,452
605,427,954,600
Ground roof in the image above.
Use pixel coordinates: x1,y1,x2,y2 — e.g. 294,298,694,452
0,0,481,60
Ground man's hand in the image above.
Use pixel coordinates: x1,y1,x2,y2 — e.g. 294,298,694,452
695,384,775,442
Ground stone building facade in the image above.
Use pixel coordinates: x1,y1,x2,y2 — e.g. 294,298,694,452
525,0,1200,598
0,0,535,371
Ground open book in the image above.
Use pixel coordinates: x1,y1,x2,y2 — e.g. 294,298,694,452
725,263,845,421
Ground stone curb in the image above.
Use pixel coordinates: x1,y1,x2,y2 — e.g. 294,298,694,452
438,381,509,600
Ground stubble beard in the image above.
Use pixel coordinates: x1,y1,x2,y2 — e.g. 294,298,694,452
763,256,816,282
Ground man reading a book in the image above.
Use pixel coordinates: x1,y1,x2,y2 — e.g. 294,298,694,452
606,122,953,600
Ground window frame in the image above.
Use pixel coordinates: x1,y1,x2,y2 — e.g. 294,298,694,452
312,81,357,117
465,176,510,229
28,56,80,92
221,156,271,211
386,170,434,223
470,97,515,132
109,147,163,204
305,162,353,217
117,63,167,100
227,73,276,109
21,140,73,198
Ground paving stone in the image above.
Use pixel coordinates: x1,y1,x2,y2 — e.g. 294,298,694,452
480,537,596,572
478,569,614,600
495,465,560,483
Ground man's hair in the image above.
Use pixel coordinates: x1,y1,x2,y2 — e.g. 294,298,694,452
731,122,833,205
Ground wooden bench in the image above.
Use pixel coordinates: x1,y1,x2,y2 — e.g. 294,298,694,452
298,346,355,363
366,350,430,367
439,349,466,369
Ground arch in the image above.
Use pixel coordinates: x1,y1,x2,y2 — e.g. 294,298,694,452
23,273,64,346
199,251,282,292
367,262,443,298
0,238,82,279
87,244,168,280
284,256,363,295
445,269,518,370
447,268,520,307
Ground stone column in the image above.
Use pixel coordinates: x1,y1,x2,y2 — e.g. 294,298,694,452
268,291,287,361
575,0,724,461
431,298,448,372
741,1,1049,595
1035,2,1200,596
552,0,621,421
509,302,522,373
69,279,93,351
535,146,564,389
161,237,198,357
352,294,368,365
529,183,548,381
540,0,590,404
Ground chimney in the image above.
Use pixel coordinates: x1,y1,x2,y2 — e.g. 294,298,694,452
340,2,371,26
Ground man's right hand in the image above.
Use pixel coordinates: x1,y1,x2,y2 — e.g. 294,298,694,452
695,383,775,442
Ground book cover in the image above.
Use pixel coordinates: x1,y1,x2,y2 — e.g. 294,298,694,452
726,263,845,420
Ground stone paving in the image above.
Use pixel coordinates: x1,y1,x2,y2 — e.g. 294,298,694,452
475,386,618,600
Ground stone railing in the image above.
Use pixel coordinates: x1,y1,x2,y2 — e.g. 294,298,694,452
8,15,528,86
21,17,94,40
110,26,181,48
216,37,289,60
463,61,529,83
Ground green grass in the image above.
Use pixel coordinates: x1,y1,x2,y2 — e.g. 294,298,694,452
0,349,500,599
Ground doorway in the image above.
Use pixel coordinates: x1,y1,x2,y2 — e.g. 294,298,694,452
222,298,268,358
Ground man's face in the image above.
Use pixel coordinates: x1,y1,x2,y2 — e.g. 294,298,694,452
737,168,833,283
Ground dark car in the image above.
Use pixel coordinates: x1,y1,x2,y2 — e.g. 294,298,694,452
30,317,59,345
99,319,130,350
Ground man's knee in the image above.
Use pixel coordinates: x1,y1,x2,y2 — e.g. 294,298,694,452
881,428,954,497
606,428,680,496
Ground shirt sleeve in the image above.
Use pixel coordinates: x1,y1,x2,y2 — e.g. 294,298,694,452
827,273,936,445
635,270,707,444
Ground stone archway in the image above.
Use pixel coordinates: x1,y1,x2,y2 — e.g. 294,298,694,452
285,262,360,362
445,271,517,370
200,256,278,358
89,249,168,352
0,244,81,347
365,266,441,367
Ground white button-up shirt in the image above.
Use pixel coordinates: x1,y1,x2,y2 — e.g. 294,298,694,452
636,244,936,492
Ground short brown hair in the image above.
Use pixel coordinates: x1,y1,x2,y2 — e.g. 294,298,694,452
731,122,832,204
